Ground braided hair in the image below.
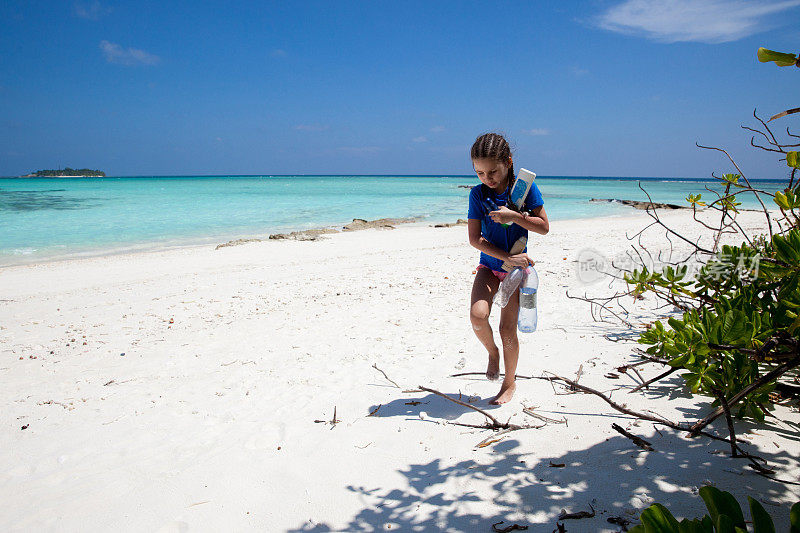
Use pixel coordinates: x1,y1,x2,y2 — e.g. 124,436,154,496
470,132,517,207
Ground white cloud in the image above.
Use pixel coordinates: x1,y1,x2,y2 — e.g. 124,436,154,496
522,128,550,136
294,124,328,132
597,0,800,43
412,136,428,143
430,126,446,133
100,40,160,65
74,1,110,20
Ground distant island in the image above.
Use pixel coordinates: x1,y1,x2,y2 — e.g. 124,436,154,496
23,167,106,177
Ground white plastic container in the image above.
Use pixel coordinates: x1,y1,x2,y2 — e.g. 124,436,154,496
509,168,536,210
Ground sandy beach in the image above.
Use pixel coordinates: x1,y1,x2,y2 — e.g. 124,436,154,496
2,209,799,532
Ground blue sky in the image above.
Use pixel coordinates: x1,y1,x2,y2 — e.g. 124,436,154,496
1,0,799,177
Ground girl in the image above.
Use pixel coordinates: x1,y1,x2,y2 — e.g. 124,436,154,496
467,133,549,404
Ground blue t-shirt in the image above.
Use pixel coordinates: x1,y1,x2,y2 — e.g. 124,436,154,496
467,180,544,272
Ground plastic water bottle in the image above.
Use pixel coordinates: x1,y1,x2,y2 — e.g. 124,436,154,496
518,265,539,333
495,267,525,308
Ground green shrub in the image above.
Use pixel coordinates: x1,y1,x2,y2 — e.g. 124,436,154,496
629,486,800,533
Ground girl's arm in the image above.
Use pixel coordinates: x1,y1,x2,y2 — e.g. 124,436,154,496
488,205,550,235
467,219,526,264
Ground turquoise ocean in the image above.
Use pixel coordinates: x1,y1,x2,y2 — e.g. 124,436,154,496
0,175,786,266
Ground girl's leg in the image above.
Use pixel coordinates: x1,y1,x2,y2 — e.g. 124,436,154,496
492,287,521,404
470,268,501,381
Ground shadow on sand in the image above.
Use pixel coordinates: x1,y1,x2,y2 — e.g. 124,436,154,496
288,381,799,532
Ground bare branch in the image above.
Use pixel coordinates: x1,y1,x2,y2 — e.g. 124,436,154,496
372,363,401,389
695,142,774,236
419,385,506,427
690,355,800,434
566,290,634,327
629,367,679,394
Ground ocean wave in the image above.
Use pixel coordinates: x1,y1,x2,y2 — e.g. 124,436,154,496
11,248,36,255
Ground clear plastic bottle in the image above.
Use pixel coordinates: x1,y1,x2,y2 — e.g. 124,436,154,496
495,267,525,308
518,265,539,333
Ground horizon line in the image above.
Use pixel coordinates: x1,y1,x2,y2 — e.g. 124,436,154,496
1,174,787,182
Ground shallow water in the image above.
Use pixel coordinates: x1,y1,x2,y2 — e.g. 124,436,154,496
0,175,786,265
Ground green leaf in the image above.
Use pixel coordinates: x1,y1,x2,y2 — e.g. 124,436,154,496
700,486,745,528
789,313,800,335
669,317,685,331
678,517,714,533
715,513,736,533
790,501,800,533
773,234,797,263
687,193,707,207
640,503,681,532
749,497,776,533
775,190,791,209
719,310,747,344
758,47,798,66
788,152,800,170
670,354,690,368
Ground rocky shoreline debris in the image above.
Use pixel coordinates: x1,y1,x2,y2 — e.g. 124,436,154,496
591,198,687,210
342,218,413,231
215,217,419,249
433,219,468,228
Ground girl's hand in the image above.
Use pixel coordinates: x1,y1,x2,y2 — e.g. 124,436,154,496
506,253,533,267
487,205,520,225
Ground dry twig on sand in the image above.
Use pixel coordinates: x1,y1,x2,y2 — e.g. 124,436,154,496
372,363,421,393
611,422,654,451
415,385,546,446
558,503,596,520
544,372,800,483
372,363,401,388
491,521,528,532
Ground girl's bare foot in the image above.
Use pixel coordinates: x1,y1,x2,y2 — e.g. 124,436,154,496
486,351,500,381
490,381,516,404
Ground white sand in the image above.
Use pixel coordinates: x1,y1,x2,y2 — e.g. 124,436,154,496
1,210,798,532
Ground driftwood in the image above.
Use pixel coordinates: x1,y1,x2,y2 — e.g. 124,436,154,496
491,521,528,532
545,373,800,483
450,372,545,380
689,355,800,434
413,385,548,447
591,198,687,210
419,385,505,428
558,503,596,520
612,423,654,451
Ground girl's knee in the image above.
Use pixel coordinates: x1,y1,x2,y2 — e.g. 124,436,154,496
470,303,490,323
499,320,517,339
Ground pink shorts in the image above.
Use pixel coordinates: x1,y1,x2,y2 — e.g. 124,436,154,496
477,264,507,281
